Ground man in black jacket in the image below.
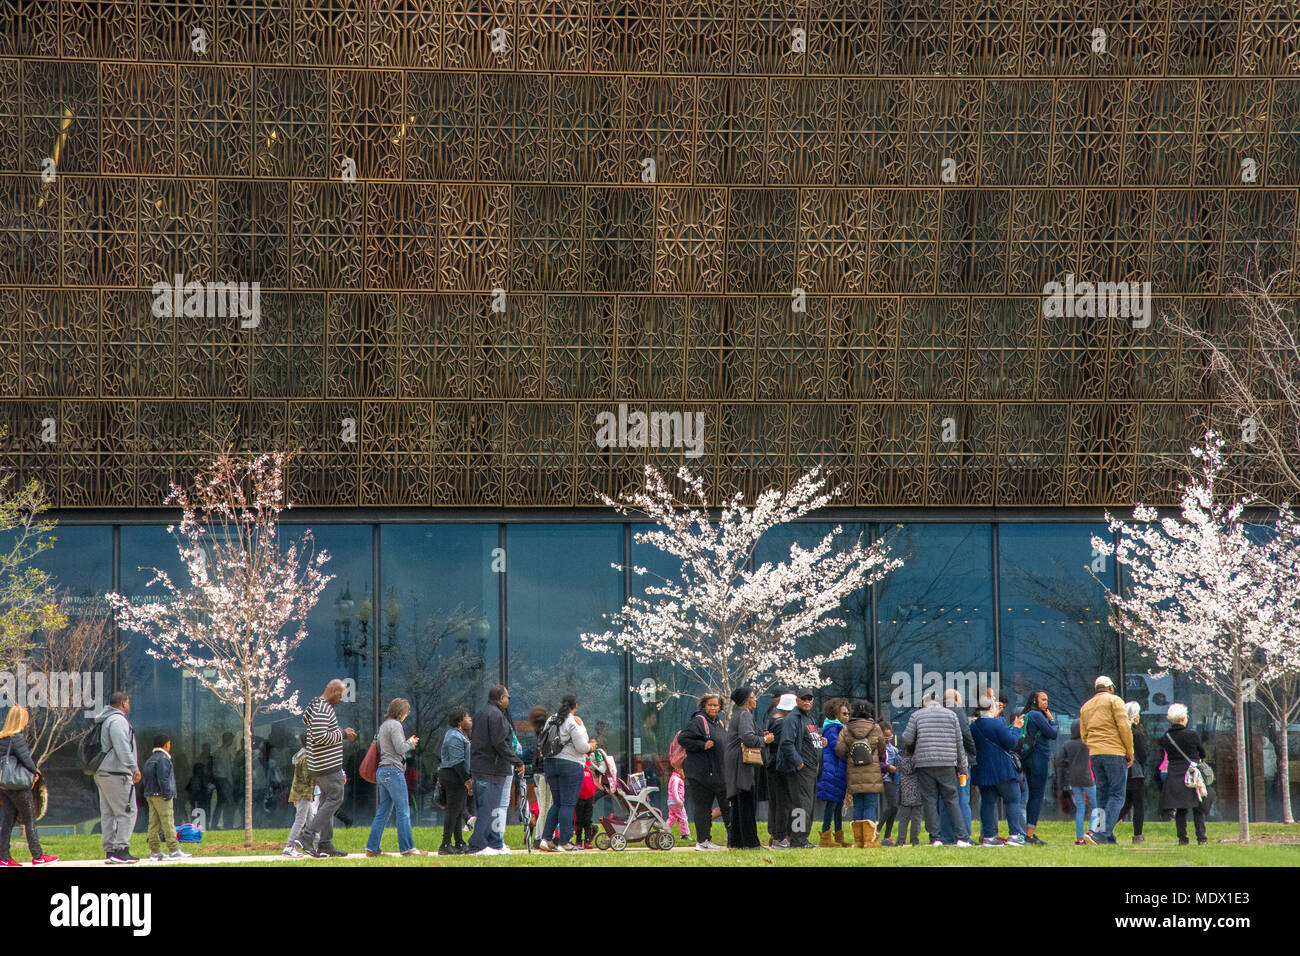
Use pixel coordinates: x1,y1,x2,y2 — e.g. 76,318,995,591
786,691,821,848
468,685,523,855
677,694,731,850
765,689,791,847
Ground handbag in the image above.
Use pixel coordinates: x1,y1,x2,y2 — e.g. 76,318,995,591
741,744,764,766
0,737,36,791
359,738,380,784
1166,734,1212,796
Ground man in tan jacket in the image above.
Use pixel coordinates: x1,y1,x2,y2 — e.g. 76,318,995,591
1079,676,1133,844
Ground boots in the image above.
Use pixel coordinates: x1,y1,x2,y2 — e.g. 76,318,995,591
851,820,866,848
833,829,848,847
862,820,880,848
818,829,836,848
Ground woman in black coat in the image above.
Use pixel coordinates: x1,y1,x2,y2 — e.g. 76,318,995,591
1158,703,1208,845
677,694,731,849
1118,702,1148,843
723,686,773,850
0,706,57,865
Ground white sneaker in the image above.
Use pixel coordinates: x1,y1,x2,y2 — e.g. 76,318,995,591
537,840,557,852
1006,835,1026,846
557,843,580,852
472,846,500,856
149,852,165,861
930,840,944,847
497,844,511,854
282,847,303,858
166,849,192,859
955,840,972,847
980,838,1002,846
695,841,725,851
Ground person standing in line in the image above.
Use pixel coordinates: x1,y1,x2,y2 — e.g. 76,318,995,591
816,698,849,847
210,731,236,830
877,721,900,845
469,685,524,855
283,733,317,857
764,691,795,848
293,679,358,858
835,699,886,848
778,691,821,848
666,760,690,842
1058,721,1097,845
438,707,473,855
528,704,550,844
937,688,976,843
538,694,599,852
142,732,191,861
94,692,141,864
1159,703,1209,846
366,697,421,857
764,687,789,847
0,706,58,866
1118,701,1148,844
1020,690,1059,846
677,693,731,851
893,745,924,846
901,691,971,847
970,694,1027,845
723,686,772,850
1079,675,1133,845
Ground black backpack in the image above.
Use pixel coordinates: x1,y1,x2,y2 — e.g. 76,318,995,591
849,736,876,767
78,712,116,775
537,715,566,760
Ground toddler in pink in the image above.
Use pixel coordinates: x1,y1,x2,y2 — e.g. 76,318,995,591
666,764,690,839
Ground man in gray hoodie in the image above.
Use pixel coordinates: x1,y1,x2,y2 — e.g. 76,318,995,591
94,692,141,864
900,692,970,846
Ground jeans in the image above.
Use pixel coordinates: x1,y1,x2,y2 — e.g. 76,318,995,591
879,780,898,837
468,778,508,851
300,768,345,849
542,757,584,846
286,797,315,848
1091,754,1128,840
1072,785,1097,839
1024,758,1050,827
938,775,972,843
852,791,879,821
978,779,1025,840
918,766,968,843
367,766,415,853
821,798,843,831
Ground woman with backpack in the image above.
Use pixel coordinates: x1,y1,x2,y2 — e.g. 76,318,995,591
676,694,731,851
538,694,599,852
816,698,849,846
834,699,885,848
1019,690,1058,845
0,706,58,866
1159,703,1208,845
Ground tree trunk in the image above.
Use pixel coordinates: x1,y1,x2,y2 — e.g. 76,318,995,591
1233,656,1249,842
1279,723,1294,825
243,692,254,848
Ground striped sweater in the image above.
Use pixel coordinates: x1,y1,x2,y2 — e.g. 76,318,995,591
303,697,345,774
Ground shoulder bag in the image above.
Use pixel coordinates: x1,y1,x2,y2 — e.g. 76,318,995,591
0,737,35,791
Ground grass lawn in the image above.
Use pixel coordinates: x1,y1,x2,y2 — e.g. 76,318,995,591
34,820,1300,866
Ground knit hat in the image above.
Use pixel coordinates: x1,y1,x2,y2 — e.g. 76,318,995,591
731,686,753,707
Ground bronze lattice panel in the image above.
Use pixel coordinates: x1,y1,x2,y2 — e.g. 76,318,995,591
2,1,1299,507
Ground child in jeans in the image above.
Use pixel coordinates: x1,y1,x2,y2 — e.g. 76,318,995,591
666,761,690,841
283,734,319,857
894,748,923,846
142,732,191,860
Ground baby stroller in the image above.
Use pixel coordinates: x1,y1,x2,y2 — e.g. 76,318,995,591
594,772,674,851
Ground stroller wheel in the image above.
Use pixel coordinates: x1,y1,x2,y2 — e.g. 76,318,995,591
593,832,611,851
610,833,627,851
656,830,675,851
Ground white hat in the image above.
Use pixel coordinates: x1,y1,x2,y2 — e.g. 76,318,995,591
777,693,798,711
1095,675,1114,689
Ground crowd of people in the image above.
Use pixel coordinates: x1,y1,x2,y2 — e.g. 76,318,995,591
0,672,1231,862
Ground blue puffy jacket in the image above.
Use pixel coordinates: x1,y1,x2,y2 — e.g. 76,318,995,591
815,720,847,801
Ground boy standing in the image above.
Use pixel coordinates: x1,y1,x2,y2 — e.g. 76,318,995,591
142,733,192,861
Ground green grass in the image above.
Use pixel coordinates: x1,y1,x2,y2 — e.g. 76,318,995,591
32,821,1300,866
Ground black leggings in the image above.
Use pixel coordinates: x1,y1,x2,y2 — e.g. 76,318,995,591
575,796,595,843
687,778,729,845
1119,778,1145,835
439,770,468,847
1175,806,1206,843
0,787,42,860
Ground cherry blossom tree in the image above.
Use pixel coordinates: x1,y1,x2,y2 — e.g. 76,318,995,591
582,465,901,715
1092,433,1300,841
107,453,333,846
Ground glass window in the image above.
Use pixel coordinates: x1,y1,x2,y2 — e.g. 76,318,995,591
876,524,995,732
506,524,625,786
379,524,500,824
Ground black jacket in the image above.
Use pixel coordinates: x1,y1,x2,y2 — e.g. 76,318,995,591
678,711,727,786
1056,724,1094,790
776,706,820,774
1,731,37,776
1130,724,1149,780
470,701,523,784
